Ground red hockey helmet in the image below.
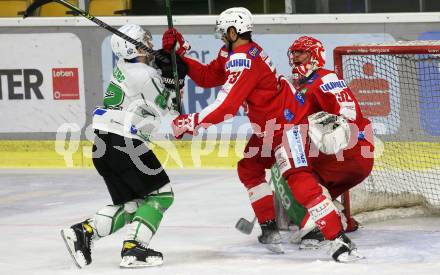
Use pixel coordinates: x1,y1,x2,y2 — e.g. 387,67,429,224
287,36,326,77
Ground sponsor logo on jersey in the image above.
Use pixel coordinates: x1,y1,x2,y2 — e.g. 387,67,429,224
320,79,347,93
287,126,308,168
52,68,79,100
112,67,125,82
225,58,251,71
247,46,260,59
284,108,294,122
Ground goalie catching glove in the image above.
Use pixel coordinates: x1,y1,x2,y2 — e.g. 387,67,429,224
308,111,351,155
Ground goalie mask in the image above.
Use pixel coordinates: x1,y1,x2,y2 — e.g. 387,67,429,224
287,36,326,81
215,7,253,40
111,24,153,60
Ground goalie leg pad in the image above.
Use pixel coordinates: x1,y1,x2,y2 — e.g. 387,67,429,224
306,195,342,240
127,184,174,244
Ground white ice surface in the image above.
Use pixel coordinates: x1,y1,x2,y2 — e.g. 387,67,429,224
1,169,440,275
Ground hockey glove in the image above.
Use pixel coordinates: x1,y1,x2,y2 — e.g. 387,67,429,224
162,28,191,56
155,49,188,90
172,113,199,139
308,111,351,155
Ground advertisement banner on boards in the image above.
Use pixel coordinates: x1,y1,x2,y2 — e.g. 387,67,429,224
101,33,395,135
0,33,85,133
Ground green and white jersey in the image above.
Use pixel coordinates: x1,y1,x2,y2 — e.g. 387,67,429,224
92,59,177,142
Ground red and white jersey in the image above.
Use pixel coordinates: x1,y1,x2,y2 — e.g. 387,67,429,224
282,68,371,133
181,42,284,135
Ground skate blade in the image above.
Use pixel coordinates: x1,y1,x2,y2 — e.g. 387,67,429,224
299,240,330,250
335,250,365,263
60,229,87,269
263,243,284,254
120,256,163,268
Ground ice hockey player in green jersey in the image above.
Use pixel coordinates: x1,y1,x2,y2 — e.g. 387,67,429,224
60,24,187,269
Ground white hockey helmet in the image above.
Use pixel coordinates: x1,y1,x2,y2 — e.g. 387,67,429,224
215,7,253,39
111,24,152,60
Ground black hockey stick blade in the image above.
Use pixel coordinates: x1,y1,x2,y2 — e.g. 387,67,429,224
23,0,55,18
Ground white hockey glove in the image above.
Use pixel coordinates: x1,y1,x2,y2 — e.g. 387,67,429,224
308,111,351,155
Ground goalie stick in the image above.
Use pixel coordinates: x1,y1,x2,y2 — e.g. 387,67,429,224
23,0,169,64
235,216,256,235
235,163,307,235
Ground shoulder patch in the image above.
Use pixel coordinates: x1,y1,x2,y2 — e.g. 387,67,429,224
247,46,260,59
220,49,229,58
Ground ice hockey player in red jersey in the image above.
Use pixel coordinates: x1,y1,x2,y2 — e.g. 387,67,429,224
163,7,286,254
284,36,374,250
163,8,365,262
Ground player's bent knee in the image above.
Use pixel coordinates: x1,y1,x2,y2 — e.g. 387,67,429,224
132,183,175,232
286,171,323,206
237,159,266,188
94,204,131,238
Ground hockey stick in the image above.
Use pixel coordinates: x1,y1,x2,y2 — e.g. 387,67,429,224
235,163,308,235
23,0,168,63
235,216,256,235
165,0,182,113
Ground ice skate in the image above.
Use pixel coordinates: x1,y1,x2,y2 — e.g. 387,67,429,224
258,220,284,254
299,227,329,250
60,220,94,268
120,240,163,268
330,231,364,262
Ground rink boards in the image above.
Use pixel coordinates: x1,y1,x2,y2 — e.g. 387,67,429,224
0,140,439,170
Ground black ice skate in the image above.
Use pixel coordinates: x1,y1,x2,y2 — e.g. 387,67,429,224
299,227,329,250
120,240,163,268
258,220,284,254
60,220,94,268
330,231,364,262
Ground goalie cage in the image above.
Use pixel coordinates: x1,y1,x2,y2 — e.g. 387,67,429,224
334,40,440,224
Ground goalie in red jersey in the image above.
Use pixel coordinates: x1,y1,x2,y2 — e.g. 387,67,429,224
163,8,369,262
275,36,375,250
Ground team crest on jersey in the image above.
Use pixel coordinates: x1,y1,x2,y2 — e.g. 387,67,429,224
320,80,347,93
247,47,260,59
284,108,295,122
225,53,252,72
295,88,307,105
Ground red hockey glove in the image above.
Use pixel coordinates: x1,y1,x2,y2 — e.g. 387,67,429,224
172,113,199,139
162,28,191,56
